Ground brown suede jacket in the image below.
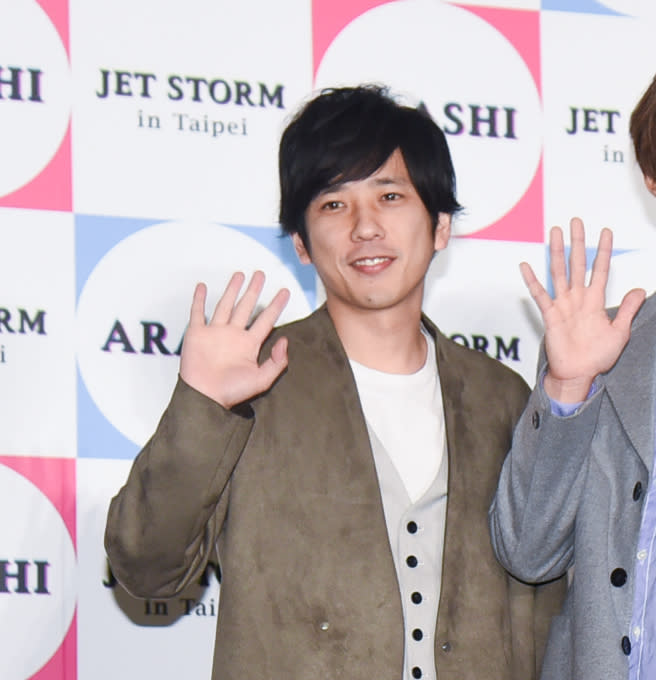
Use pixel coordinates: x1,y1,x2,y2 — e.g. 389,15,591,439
105,306,565,679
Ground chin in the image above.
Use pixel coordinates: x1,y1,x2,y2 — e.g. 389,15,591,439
359,296,404,311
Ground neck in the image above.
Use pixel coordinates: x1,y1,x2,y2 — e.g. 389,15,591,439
328,302,427,374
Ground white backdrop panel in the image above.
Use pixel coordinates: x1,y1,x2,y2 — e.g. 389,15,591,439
3,1,656,678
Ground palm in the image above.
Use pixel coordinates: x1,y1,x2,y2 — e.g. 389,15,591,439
541,288,626,382
180,272,290,409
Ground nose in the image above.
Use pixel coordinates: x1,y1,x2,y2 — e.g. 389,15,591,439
351,202,384,241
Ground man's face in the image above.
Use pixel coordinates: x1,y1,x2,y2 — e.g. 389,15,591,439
293,149,450,320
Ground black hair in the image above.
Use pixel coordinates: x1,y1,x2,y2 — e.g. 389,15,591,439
278,84,462,249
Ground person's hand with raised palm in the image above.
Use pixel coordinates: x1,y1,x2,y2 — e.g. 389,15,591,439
520,217,646,403
180,271,291,409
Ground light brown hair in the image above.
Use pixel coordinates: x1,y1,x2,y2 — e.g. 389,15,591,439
630,74,656,181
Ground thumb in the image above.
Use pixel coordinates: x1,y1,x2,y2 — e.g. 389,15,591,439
269,336,288,365
255,337,289,391
613,288,647,333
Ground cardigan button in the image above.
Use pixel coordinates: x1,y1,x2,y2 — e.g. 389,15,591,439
633,482,643,501
531,411,540,429
621,636,632,655
411,591,422,604
407,520,418,534
411,667,422,678
412,628,423,641
611,568,627,587
406,555,418,568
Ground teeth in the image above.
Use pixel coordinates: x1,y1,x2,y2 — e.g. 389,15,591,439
355,257,388,266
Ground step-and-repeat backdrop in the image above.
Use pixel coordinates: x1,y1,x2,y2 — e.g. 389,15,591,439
3,0,656,677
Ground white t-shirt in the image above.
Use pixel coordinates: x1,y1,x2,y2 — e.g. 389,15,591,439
349,327,446,503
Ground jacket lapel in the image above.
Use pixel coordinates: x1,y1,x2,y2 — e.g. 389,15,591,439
303,306,401,554
604,295,656,472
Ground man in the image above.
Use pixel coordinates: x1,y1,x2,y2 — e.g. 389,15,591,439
490,73,656,680
105,85,563,680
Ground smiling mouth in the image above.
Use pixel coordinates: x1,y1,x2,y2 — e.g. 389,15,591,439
352,256,392,266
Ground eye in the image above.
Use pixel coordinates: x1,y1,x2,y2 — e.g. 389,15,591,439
381,192,402,201
321,199,343,211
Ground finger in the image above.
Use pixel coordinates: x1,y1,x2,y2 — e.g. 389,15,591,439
249,288,291,341
589,228,613,291
612,288,646,333
568,217,587,289
254,336,289,392
520,261,553,316
210,272,246,324
231,270,266,326
189,283,207,326
549,227,568,297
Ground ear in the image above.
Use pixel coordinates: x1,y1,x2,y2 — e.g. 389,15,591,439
434,213,452,252
644,175,656,197
292,233,312,264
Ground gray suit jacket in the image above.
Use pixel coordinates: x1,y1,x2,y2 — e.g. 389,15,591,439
106,307,564,679
490,293,656,680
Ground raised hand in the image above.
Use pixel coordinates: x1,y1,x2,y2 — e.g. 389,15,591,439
520,217,646,403
179,271,291,409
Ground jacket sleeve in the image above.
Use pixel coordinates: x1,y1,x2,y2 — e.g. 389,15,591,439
489,365,604,583
104,376,254,599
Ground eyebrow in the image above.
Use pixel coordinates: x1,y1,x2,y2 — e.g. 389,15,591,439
317,174,410,196
370,175,410,186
